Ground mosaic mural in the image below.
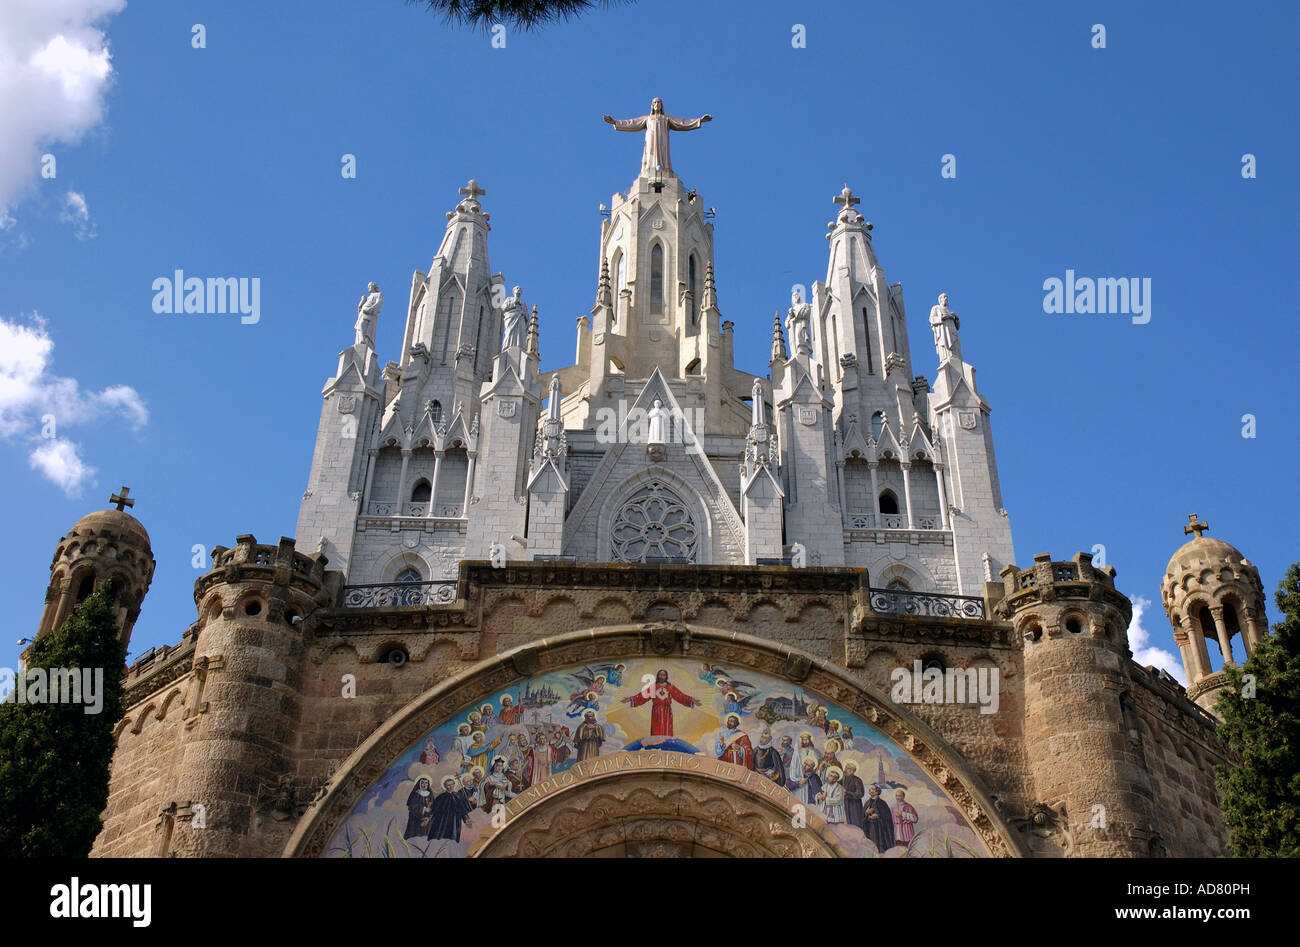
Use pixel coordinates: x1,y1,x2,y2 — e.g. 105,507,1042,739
327,657,988,857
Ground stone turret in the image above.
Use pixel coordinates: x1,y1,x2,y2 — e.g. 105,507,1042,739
1160,515,1267,717
35,487,155,650
998,552,1162,857
166,535,331,856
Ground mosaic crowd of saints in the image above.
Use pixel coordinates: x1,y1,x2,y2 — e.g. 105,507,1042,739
330,658,986,857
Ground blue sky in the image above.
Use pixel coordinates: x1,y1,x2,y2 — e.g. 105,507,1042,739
1,0,1296,676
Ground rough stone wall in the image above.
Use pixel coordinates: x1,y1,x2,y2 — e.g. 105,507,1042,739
1128,668,1230,857
89,679,189,857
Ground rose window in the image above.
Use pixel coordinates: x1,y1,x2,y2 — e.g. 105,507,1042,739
610,481,699,563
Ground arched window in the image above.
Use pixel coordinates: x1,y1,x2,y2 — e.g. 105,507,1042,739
610,479,699,563
395,567,422,583
685,358,701,375
870,411,884,442
411,480,431,502
879,490,899,515
689,253,698,300
862,308,873,373
650,243,664,313
430,400,443,425
437,289,461,364
614,251,627,324
76,574,96,602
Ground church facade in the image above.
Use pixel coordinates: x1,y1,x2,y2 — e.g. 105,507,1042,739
53,104,1264,857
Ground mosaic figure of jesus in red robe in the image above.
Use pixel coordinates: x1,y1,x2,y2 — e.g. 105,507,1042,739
625,669,696,736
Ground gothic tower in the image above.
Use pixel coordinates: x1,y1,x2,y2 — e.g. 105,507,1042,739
296,180,527,581
1161,515,1269,717
788,185,1015,590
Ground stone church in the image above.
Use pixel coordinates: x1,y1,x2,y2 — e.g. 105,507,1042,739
40,102,1268,857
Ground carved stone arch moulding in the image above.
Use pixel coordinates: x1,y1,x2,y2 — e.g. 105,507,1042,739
285,624,1025,859
476,766,846,858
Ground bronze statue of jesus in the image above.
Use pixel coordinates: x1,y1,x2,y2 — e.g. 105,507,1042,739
603,98,711,174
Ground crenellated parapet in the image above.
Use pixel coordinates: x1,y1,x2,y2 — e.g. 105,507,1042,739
194,534,334,621
996,551,1131,645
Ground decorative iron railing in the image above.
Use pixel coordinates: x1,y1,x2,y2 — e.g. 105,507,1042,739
869,587,986,620
339,581,457,608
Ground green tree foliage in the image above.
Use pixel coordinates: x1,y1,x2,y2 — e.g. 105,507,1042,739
410,0,631,31
0,584,127,857
1214,563,1300,857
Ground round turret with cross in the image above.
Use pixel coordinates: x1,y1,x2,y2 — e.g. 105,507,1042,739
34,486,156,649
1161,514,1268,716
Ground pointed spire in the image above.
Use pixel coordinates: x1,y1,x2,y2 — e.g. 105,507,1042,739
596,257,613,310
548,374,562,421
700,262,718,312
770,312,787,363
526,305,539,359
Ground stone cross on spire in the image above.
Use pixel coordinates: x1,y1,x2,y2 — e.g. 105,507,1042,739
455,179,486,215
834,184,860,209
110,486,134,511
1183,514,1209,538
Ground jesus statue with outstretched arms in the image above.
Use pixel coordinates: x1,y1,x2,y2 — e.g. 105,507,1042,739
603,98,711,174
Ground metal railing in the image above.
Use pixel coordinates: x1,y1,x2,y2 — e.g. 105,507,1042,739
869,587,986,620
339,581,457,608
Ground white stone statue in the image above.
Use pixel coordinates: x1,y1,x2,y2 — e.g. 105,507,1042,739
929,292,961,363
489,542,506,569
501,286,526,351
751,378,765,427
789,288,812,352
355,282,382,348
646,398,668,445
790,543,807,568
603,98,712,174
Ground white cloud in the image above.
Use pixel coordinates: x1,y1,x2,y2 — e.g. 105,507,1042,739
59,188,95,238
29,438,96,496
0,314,147,495
0,0,124,223
1128,596,1186,685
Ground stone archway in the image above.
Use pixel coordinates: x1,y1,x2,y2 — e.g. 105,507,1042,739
285,624,1026,858
473,758,849,858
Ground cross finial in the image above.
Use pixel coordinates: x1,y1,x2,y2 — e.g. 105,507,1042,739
834,184,860,209
459,179,486,199
110,486,134,512
1183,513,1208,538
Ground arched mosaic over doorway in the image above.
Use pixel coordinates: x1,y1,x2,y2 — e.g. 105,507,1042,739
609,480,699,563
323,655,990,858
